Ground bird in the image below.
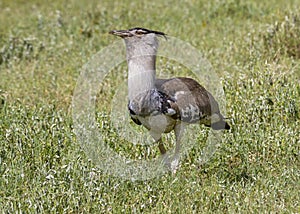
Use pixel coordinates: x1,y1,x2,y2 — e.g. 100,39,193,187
109,27,230,171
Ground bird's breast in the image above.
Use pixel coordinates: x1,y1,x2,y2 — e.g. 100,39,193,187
136,113,176,134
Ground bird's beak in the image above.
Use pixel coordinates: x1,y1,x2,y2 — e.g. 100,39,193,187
109,30,132,38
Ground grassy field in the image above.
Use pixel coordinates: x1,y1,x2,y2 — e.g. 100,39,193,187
0,0,300,213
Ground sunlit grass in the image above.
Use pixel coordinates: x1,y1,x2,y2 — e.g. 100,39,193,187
0,0,299,212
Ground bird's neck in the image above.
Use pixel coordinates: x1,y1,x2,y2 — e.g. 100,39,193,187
127,55,156,100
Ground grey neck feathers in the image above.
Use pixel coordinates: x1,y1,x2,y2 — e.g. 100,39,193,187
125,34,158,100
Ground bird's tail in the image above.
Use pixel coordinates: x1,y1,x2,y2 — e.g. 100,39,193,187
211,120,230,130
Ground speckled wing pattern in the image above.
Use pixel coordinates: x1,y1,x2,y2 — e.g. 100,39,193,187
155,77,221,124
128,77,226,128
128,89,177,125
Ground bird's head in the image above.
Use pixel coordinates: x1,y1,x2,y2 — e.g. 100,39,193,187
109,27,166,59
109,27,166,39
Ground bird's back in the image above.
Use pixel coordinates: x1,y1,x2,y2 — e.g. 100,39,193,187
155,77,224,126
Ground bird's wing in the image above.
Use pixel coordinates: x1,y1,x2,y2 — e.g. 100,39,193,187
130,115,142,125
128,104,142,125
155,77,220,123
127,89,177,122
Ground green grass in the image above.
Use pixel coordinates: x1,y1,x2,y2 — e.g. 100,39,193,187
0,0,300,213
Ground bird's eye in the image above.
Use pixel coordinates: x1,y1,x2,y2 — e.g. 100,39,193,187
136,30,144,35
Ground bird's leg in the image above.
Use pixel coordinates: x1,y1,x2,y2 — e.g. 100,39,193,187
158,138,167,154
171,123,186,173
156,138,171,168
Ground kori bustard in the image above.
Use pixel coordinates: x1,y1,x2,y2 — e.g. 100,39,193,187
110,27,230,171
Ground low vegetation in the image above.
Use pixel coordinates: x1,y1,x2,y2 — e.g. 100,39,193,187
0,0,299,212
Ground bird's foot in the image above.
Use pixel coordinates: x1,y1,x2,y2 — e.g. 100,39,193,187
161,153,180,173
170,157,180,173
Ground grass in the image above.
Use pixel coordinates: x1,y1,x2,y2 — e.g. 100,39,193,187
0,0,299,213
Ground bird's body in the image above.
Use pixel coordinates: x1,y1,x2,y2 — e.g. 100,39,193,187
110,27,229,171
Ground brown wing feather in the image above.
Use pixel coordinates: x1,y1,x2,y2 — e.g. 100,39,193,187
155,77,221,123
